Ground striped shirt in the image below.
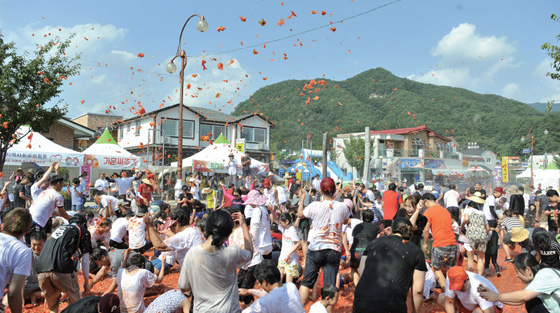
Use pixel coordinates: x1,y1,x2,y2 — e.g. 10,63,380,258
501,217,524,232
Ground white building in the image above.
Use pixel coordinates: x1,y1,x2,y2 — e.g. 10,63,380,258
118,104,273,165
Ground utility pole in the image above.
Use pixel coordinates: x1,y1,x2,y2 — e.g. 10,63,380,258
363,127,371,185
322,132,328,179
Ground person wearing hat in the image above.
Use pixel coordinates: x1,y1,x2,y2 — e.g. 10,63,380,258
227,152,238,187
502,210,527,262
201,186,217,210
437,266,503,313
138,178,154,206
61,293,120,313
483,187,505,224
461,192,488,276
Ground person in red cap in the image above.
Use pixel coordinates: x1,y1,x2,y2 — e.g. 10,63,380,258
483,187,505,224
437,266,503,313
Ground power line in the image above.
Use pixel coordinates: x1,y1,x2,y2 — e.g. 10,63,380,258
190,0,403,57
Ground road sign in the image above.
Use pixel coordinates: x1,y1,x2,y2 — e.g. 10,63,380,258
523,149,531,154
522,162,529,167
492,170,498,176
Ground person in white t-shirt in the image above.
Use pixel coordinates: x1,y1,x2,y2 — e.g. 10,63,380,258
297,177,351,307
309,284,339,313
27,175,72,239
110,216,130,249
117,250,165,313
444,184,462,222
144,209,203,270
312,175,322,192
174,178,184,201
0,208,33,313
437,266,503,313
276,212,301,283
189,178,200,201
128,206,153,254
114,171,137,199
94,173,110,194
95,192,121,219
31,161,58,201
89,219,112,249
241,259,305,313
227,153,238,187
245,190,273,259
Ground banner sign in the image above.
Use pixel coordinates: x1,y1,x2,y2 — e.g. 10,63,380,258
502,156,509,182
401,158,423,169
193,160,226,172
424,159,445,169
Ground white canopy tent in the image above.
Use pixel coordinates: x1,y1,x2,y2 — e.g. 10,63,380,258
168,136,269,175
82,129,141,170
518,166,560,190
5,126,84,167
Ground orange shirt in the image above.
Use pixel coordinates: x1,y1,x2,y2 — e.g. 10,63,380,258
381,190,403,220
424,204,457,248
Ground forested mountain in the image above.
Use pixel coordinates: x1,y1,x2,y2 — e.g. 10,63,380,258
232,68,560,157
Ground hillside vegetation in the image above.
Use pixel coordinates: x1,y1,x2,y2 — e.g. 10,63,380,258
233,68,560,157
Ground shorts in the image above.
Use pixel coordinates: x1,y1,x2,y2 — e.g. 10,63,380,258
301,249,341,289
503,232,514,245
38,271,80,311
469,239,488,253
195,210,206,219
25,218,53,244
132,241,153,254
278,259,300,277
24,282,40,297
350,247,367,269
110,239,128,250
151,258,173,272
431,245,457,269
297,225,310,241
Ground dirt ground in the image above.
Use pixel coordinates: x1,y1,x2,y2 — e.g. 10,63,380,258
16,245,528,313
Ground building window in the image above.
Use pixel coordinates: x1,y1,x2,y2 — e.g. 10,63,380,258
241,127,266,143
126,123,131,132
118,126,123,140
160,118,194,139
200,124,226,140
486,158,491,163
135,121,140,136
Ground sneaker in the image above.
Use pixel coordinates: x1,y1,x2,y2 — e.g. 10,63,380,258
496,271,501,277
504,258,513,263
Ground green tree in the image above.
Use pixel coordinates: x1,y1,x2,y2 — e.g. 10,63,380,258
342,136,375,177
0,33,79,171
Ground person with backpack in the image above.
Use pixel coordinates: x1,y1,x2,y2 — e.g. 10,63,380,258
36,214,107,313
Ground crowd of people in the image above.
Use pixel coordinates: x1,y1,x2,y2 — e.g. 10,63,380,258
2,160,560,313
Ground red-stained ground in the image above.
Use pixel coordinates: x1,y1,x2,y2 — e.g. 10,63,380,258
16,246,527,313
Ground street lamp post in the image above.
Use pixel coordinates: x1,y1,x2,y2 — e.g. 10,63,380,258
521,126,549,188
166,14,208,181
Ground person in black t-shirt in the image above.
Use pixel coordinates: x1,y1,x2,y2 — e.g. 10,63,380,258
354,217,427,313
176,185,194,212
14,175,33,208
61,293,120,313
36,214,104,313
349,210,380,285
394,194,427,247
545,201,560,233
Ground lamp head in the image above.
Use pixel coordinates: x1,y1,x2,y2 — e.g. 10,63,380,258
166,61,177,74
196,17,209,32
521,136,525,143
544,129,549,135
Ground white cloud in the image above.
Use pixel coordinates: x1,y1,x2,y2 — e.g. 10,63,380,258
502,83,521,99
409,23,521,95
534,58,560,103
432,23,516,63
110,50,136,61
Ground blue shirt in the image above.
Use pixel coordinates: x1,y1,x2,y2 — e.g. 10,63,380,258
71,185,84,205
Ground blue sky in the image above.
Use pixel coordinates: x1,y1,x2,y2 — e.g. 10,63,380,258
1,0,559,121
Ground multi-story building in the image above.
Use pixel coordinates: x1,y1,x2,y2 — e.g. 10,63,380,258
72,113,123,149
39,117,95,151
118,104,273,165
333,124,491,186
